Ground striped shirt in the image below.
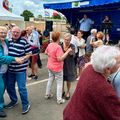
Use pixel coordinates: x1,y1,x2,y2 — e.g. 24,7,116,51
8,37,31,72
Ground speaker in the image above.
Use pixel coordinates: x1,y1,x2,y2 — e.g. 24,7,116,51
45,21,53,31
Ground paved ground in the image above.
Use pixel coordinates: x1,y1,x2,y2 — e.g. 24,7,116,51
3,53,78,120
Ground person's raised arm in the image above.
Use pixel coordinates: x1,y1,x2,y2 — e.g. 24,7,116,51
57,47,72,61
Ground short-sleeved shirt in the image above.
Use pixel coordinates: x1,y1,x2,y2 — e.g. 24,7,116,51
79,18,94,32
45,42,64,72
78,38,86,57
86,35,96,53
70,35,79,53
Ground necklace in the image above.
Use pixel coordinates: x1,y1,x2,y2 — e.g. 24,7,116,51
63,43,70,51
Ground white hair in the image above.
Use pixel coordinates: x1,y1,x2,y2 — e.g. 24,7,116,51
0,26,8,32
64,33,72,39
91,45,120,73
91,29,97,34
12,26,21,32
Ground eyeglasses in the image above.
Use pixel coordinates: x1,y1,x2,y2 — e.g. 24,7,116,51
12,31,20,34
0,32,7,35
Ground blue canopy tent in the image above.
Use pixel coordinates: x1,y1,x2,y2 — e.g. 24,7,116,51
44,0,120,43
44,0,120,10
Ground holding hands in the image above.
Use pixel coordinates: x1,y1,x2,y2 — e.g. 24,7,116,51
15,54,31,64
67,47,73,53
15,57,24,64
67,47,74,55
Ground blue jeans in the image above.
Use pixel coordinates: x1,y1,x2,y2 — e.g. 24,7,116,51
0,74,5,110
7,71,29,108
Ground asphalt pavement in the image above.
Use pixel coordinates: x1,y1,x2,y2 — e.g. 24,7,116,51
3,53,78,120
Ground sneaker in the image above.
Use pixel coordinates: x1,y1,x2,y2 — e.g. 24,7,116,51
22,104,31,115
32,75,38,80
45,94,54,99
28,74,35,78
5,101,18,109
0,110,7,118
57,99,65,104
27,77,31,80
76,77,80,81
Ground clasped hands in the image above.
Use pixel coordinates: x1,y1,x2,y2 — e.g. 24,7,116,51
15,56,26,64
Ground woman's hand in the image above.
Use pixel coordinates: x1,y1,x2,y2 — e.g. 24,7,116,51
15,57,24,64
67,47,72,53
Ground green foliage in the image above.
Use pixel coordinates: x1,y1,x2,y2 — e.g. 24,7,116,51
38,15,42,18
73,2,79,7
21,10,34,21
52,14,61,19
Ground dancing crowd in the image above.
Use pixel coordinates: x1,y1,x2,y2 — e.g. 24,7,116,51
0,13,120,120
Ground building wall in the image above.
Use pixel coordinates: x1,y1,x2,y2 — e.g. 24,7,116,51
0,20,25,29
25,20,68,38
0,20,68,39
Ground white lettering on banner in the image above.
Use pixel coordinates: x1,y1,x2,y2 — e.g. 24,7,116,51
72,1,89,8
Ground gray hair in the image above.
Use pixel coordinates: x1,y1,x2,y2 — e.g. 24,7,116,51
64,33,72,39
91,45,120,73
0,26,8,32
11,26,21,32
91,29,97,34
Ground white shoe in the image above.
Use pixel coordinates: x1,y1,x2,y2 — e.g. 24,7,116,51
45,94,54,99
57,99,65,104
27,77,31,80
76,77,79,81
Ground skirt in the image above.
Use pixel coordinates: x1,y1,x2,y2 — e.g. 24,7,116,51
77,56,85,69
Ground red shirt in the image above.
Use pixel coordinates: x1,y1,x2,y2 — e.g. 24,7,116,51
63,65,120,120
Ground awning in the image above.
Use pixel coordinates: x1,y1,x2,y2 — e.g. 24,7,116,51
44,0,120,10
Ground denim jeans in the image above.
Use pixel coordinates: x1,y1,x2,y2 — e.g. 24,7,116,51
0,74,5,111
3,72,8,90
7,71,29,108
46,69,63,100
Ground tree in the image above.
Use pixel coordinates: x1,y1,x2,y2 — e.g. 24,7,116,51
38,15,42,18
21,10,34,21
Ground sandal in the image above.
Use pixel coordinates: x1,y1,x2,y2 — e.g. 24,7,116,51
65,93,70,100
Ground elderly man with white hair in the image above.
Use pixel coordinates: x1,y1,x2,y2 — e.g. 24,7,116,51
64,45,120,120
85,29,97,62
5,26,31,115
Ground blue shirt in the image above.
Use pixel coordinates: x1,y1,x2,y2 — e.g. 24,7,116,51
79,18,94,32
109,68,120,97
86,34,96,53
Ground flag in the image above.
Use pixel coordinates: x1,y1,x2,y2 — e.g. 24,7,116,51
44,10,50,17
